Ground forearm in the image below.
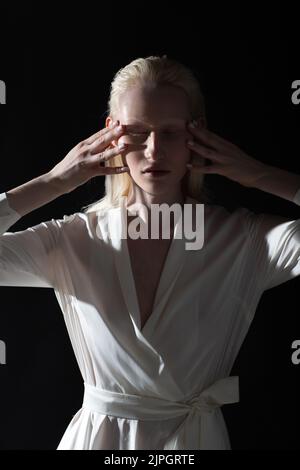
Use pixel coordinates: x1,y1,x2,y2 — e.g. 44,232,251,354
6,172,66,217
252,164,300,205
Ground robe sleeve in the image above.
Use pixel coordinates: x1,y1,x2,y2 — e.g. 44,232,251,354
244,189,300,291
0,192,61,288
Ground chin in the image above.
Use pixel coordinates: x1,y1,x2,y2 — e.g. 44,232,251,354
132,173,183,193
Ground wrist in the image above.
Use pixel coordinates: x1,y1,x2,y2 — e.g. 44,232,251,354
44,171,69,196
250,163,300,203
251,164,275,190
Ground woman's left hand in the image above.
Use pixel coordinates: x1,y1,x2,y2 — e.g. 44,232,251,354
186,122,269,188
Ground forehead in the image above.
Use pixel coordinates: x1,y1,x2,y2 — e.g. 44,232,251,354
118,84,190,124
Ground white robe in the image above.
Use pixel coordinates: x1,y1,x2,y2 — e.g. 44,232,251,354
0,191,299,450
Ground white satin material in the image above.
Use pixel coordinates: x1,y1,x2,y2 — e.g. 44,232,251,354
82,376,239,450
1,191,299,449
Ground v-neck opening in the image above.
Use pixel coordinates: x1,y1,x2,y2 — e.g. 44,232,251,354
107,194,201,339
121,195,189,336
125,220,175,334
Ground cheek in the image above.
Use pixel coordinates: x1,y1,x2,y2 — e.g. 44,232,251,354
124,153,140,171
173,138,190,155
117,136,126,145
171,145,191,168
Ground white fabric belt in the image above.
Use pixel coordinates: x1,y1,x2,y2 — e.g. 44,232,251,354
82,376,239,449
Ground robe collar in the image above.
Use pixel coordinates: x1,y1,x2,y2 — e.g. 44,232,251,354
107,195,200,337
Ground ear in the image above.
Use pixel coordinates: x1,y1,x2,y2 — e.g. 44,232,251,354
105,116,112,128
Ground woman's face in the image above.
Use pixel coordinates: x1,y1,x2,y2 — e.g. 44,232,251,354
108,84,194,196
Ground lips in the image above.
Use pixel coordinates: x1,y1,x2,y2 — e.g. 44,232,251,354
142,168,170,173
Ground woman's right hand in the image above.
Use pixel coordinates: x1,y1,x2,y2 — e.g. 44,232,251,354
48,121,129,194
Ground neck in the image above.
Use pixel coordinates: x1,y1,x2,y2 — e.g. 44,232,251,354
126,182,185,211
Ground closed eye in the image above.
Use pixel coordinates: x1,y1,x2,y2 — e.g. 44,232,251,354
129,131,148,136
129,129,182,135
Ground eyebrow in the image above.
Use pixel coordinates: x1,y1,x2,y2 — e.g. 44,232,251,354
125,119,187,127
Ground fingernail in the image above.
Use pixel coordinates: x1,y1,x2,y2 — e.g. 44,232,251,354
119,143,127,150
187,140,195,146
188,120,197,128
186,163,193,169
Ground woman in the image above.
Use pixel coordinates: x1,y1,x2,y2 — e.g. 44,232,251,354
1,56,299,450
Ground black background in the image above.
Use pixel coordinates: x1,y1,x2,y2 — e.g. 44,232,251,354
0,1,299,450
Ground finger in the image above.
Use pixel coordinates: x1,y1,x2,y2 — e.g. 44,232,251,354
84,121,123,145
188,124,235,152
86,144,128,169
89,125,126,153
102,166,130,175
83,121,118,145
87,153,130,175
94,143,128,163
187,140,221,161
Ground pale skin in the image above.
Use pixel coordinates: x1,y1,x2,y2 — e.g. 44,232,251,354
6,122,130,216
106,84,194,215
6,83,300,330
186,122,300,203
106,84,196,329
105,83,300,329
106,83,300,208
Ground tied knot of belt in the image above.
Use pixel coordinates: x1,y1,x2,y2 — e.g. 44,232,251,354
82,376,239,449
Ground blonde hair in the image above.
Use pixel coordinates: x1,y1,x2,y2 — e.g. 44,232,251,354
82,55,212,214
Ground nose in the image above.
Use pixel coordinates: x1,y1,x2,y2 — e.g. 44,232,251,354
144,131,165,161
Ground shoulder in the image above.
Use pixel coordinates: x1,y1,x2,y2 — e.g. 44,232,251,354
204,203,300,247
191,200,257,235
50,210,102,243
